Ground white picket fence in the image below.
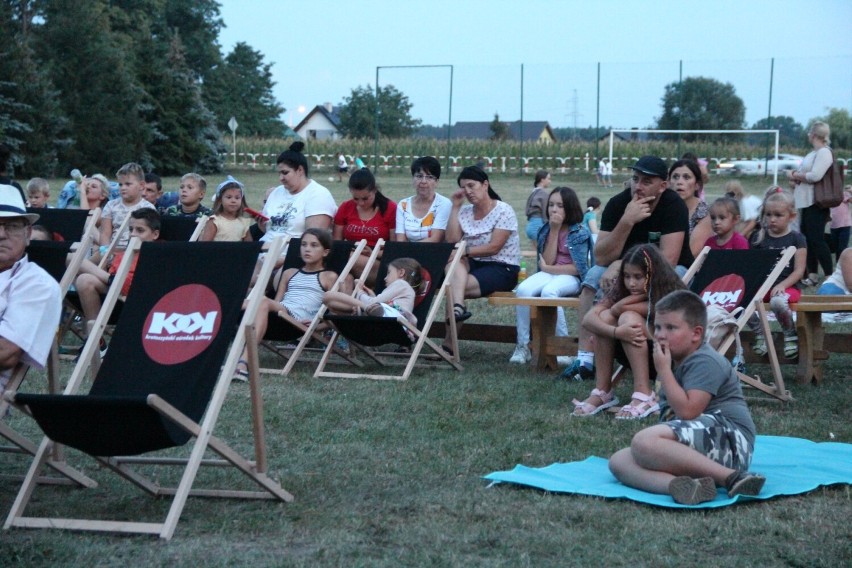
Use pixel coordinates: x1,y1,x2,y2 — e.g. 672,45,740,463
219,152,849,176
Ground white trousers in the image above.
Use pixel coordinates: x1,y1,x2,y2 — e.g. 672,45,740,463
515,271,581,344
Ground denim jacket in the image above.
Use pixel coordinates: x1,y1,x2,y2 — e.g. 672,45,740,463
536,222,591,280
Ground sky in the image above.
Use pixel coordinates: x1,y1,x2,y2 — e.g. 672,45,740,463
217,0,852,131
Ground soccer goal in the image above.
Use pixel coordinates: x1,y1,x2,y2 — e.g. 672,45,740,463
608,129,781,185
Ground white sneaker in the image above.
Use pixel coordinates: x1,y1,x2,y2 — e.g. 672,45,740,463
556,355,574,367
509,344,531,364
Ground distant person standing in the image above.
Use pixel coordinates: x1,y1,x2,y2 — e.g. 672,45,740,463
337,152,349,182
596,158,606,186
788,121,834,284
604,158,613,187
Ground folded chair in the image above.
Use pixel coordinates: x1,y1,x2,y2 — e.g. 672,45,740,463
683,246,797,401
260,237,367,375
3,238,292,540
0,239,98,488
315,239,466,381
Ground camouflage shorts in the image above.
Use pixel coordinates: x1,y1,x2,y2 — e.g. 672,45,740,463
666,412,754,470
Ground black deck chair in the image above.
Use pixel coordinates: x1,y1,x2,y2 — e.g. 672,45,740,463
681,245,796,401
315,239,466,381
27,207,98,243
260,237,368,375
0,240,98,489
157,215,208,242
3,238,292,540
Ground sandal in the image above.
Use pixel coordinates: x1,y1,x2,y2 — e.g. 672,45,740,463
232,359,250,382
449,303,472,323
615,391,660,420
571,388,619,417
783,333,798,358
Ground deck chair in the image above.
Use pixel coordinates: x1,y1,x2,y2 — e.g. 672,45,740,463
0,239,98,488
315,239,466,381
3,238,292,540
27,207,100,243
158,215,208,242
260,237,368,375
682,245,797,401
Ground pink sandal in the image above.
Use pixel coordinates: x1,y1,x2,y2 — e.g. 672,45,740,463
615,391,659,420
572,388,619,417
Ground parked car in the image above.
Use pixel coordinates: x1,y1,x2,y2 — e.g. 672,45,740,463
717,154,804,175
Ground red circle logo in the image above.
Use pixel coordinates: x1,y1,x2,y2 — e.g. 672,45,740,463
142,284,222,365
699,274,746,311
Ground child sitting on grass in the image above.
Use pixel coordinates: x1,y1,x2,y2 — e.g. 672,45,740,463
75,208,161,356
96,162,154,263
608,290,765,505
161,173,213,218
200,175,252,242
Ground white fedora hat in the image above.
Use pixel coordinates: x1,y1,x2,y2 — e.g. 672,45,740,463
0,184,39,223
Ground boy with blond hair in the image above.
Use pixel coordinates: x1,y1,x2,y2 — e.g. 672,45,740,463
26,178,50,208
96,162,154,263
608,290,765,505
161,172,212,218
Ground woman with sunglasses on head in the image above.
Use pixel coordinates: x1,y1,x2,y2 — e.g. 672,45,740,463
395,156,452,243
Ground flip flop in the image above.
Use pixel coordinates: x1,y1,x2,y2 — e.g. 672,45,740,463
232,359,250,382
451,303,472,323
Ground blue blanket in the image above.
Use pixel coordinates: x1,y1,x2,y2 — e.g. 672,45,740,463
484,435,852,509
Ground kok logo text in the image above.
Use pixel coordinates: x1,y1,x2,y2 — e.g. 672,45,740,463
146,311,218,340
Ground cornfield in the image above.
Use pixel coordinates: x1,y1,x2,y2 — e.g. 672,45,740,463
224,136,823,174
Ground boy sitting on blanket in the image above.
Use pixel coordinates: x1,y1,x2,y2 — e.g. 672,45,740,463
608,290,766,505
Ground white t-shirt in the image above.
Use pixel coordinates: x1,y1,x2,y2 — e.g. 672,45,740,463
458,200,520,266
261,180,337,245
740,195,762,222
395,193,452,242
101,198,155,249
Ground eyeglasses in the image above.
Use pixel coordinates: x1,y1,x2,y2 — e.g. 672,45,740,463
413,173,437,182
0,220,28,236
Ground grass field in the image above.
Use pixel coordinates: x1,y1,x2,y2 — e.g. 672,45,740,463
4,168,850,565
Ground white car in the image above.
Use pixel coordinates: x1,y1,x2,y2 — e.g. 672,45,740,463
717,154,803,175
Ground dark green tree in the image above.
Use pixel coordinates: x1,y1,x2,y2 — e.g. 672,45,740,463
338,84,421,138
162,0,224,81
750,116,804,148
138,31,224,174
656,77,745,140
40,0,152,173
489,113,509,141
808,108,851,150
204,42,285,137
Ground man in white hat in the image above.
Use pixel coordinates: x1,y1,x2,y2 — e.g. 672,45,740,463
0,184,61,396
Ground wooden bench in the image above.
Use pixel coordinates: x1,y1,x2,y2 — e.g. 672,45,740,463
792,295,852,385
487,292,580,371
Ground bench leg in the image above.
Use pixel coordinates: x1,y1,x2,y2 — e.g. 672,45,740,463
530,306,558,371
796,312,824,385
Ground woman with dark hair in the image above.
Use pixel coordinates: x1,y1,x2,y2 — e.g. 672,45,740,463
668,159,712,258
442,166,520,353
261,141,337,256
510,187,591,364
395,156,452,243
524,169,552,244
333,168,397,286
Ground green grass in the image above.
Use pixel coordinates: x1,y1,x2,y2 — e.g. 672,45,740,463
8,170,848,564
2,327,850,565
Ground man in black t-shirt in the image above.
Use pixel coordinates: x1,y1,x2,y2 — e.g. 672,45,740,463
564,155,691,381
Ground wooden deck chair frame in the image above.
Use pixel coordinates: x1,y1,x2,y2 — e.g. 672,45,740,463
260,238,369,376
3,238,292,540
314,239,466,381
27,207,101,243
684,245,796,401
0,236,100,488
607,246,795,402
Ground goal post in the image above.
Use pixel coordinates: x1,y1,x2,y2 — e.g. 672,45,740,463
608,129,781,186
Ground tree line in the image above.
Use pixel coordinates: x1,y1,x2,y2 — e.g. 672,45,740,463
0,0,285,177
